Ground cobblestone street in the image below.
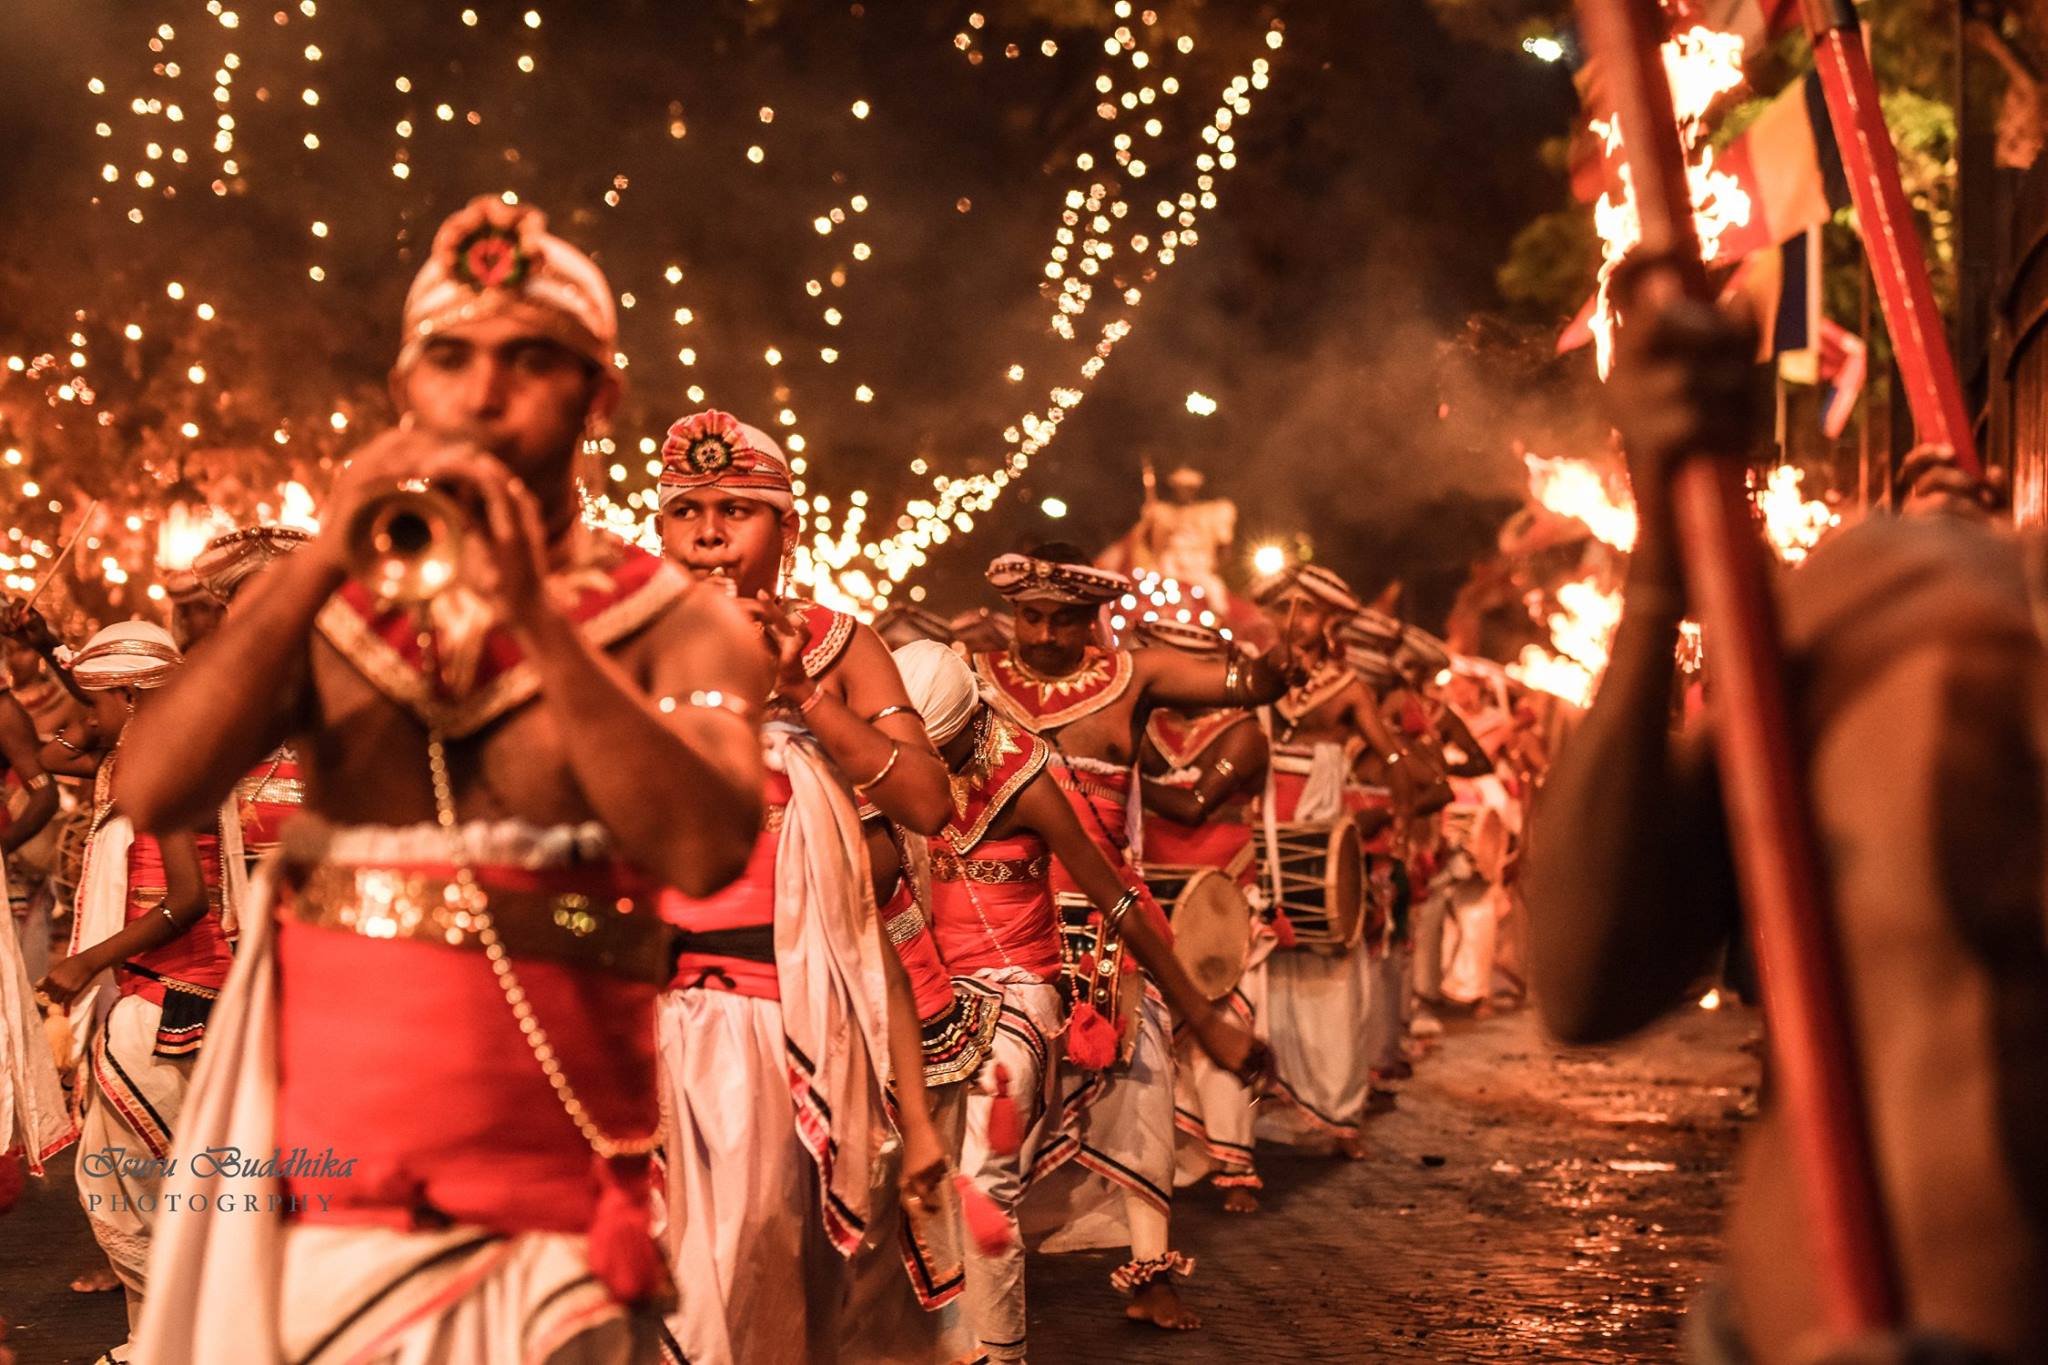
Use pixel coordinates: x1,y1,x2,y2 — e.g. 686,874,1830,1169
0,1003,1757,1364
1028,1004,1757,1364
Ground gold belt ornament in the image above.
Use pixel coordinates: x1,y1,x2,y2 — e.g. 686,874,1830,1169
930,849,1051,885
286,863,674,986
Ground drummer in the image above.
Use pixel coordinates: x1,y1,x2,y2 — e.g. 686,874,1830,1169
889,641,1264,1363
1132,619,1274,1213
969,544,1295,1331
1249,564,1414,1159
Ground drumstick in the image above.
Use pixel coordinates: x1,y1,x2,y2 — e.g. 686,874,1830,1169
22,498,98,611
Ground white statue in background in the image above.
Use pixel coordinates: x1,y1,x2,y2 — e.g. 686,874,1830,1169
1101,462,1237,605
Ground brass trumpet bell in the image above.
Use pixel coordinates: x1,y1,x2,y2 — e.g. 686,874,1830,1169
346,486,465,604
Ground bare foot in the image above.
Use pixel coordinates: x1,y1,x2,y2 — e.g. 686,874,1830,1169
1126,1280,1201,1330
1221,1186,1260,1214
70,1266,119,1293
1339,1132,1371,1160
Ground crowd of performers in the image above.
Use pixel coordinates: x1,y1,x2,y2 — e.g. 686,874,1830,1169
0,196,1551,1365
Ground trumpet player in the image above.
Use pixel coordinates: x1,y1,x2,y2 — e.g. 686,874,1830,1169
115,195,771,1364
649,409,958,1365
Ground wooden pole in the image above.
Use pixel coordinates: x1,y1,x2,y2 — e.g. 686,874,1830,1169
1574,0,1901,1338
1802,0,1980,473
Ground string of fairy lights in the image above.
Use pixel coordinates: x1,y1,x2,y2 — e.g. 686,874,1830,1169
0,3,1289,622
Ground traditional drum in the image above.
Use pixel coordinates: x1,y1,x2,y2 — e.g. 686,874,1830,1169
1056,893,1142,1067
1147,864,1252,999
49,806,93,911
1265,815,1364,954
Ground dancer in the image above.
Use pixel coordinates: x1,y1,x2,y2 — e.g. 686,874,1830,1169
971,545,1290,1329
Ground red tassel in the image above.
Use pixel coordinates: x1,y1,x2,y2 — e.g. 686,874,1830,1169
586,1155,668,1306
1270,910,1298,951
987,1063,1023,1156
1066,999,1120,1069
0,1148,24,1217
954,1173,1017,1256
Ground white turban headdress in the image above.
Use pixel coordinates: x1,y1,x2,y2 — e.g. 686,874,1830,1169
891,640,981,746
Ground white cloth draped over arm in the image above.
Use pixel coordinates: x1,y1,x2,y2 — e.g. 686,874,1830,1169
132,858,285,1364
0,855,75,1172
770,724,896,1258
66,814,134,1074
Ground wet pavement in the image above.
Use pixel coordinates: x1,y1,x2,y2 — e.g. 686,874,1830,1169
0,1002,1757,1363
1027,1002,1758,1363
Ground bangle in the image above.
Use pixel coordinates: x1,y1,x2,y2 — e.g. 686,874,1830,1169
797,686,827,715
25,771,50,791
1222,656,1244,703
1105,887,1139,934
158,904,177,926
1211,758,1235,780
661,690,756,723
868,704,916,725
855,742,902,791
53,733,85,756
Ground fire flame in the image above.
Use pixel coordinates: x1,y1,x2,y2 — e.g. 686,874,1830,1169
1589,25,1753,377
1754,464,1838,563
1509,574,1623,709
1524,451,1638,552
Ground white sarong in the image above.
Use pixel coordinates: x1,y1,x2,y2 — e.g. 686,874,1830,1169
657,728,896,1365
957,974,1062,1364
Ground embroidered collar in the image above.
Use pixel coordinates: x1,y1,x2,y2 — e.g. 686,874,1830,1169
1276,659,1356,726
787,599,857,680
943,711,1049,854
315,532,690,739
974,646,1135,733
1144,708,1252,771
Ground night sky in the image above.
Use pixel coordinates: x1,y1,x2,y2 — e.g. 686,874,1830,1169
0,1,1577,626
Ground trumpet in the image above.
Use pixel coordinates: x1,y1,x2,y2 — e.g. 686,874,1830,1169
345,484,467,604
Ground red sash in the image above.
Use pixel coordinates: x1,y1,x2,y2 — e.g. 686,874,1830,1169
973,647,1135,733
121,833,232,997
661,772,791,1000
235,747,306,859
275,862,661,1242
930,834,1062,978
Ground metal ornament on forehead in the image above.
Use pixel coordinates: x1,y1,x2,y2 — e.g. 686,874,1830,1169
984,554,1130,606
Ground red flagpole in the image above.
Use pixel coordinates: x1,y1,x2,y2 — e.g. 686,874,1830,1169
1574,0,1901,1340
1802,0,1980,473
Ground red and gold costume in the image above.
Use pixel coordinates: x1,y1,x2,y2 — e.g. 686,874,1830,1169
1142,706,1272,1195
654,412,910,1365
976,553,1195,1314
922,706,1068,1363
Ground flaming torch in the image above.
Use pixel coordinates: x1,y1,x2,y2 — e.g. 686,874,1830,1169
1575,0,1899,1338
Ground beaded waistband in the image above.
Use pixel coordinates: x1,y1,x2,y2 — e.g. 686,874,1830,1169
282,862,674,986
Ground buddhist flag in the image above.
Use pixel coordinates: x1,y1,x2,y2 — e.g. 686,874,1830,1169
1708,72,1851,263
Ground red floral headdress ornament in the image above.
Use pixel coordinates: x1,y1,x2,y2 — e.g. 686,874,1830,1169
656,410,794,513
397,196,617,373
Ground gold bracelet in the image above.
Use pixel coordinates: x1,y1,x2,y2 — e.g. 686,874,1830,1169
855,741,902,791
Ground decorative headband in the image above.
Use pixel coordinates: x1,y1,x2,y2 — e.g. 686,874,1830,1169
986,554,1130,606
